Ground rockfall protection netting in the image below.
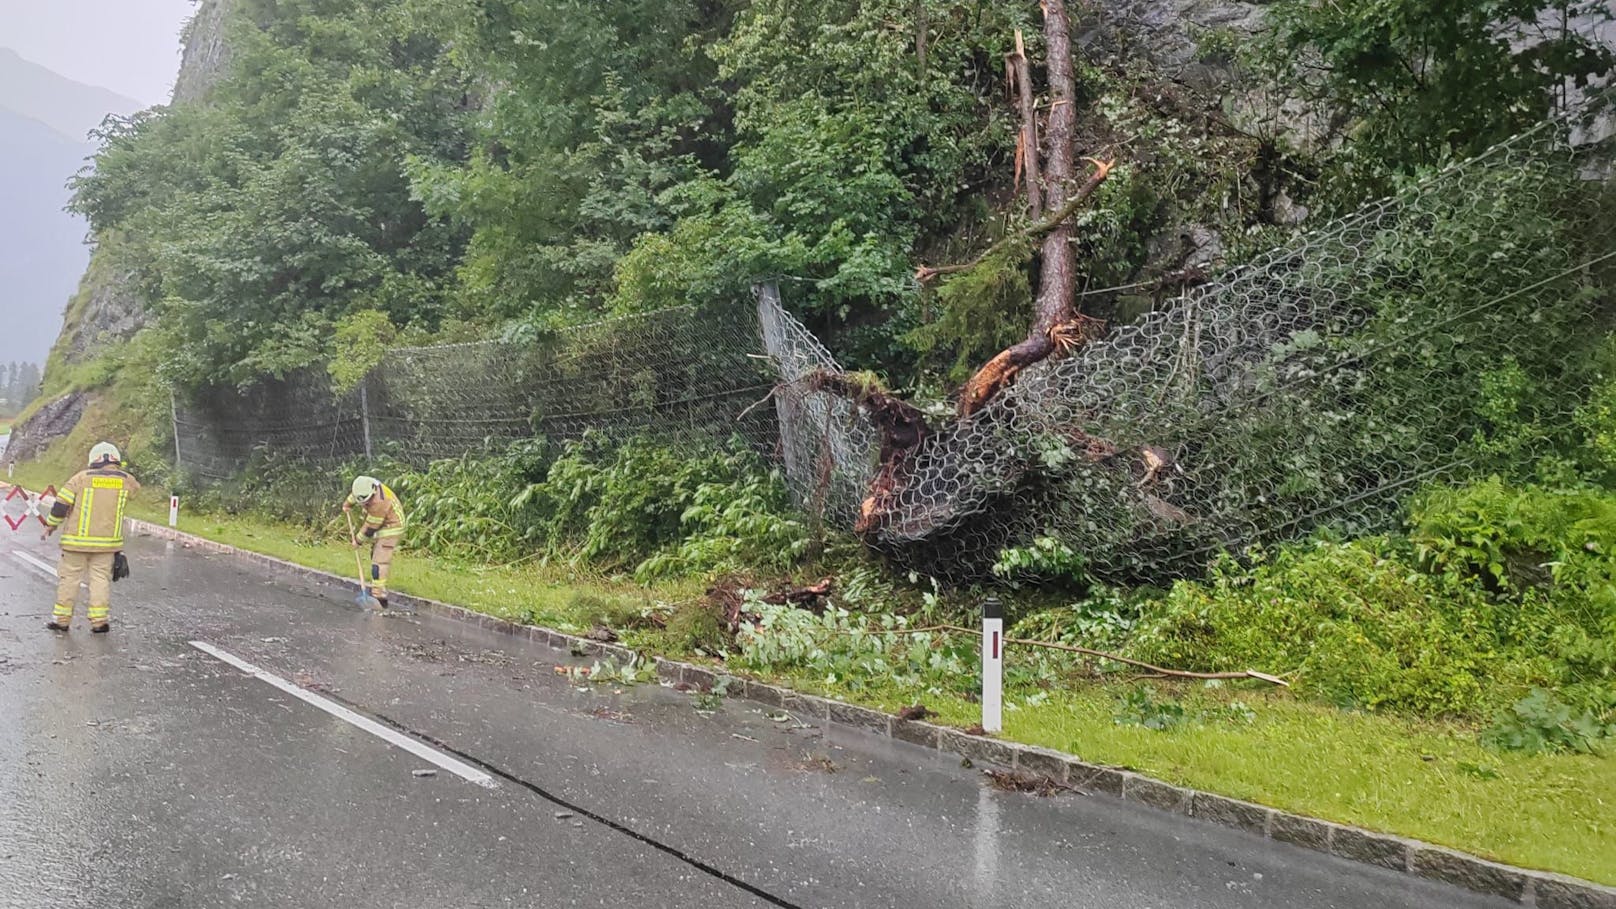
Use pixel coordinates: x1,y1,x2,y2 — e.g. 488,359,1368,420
174,102,1616,585
172,305,780,481
770,105,1616,582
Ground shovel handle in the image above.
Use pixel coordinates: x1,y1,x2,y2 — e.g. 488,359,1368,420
343,511,370,589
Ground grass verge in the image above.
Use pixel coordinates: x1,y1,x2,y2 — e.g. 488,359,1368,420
6,461,1613,886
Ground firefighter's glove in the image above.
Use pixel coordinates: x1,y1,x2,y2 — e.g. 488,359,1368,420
113,552,131,582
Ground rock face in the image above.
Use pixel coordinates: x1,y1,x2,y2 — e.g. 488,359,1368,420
5,392,87,464
1078,0,1264,76
53,255,144,365
171,0,235,105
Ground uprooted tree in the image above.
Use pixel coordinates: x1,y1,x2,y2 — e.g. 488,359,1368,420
810,0,1136,538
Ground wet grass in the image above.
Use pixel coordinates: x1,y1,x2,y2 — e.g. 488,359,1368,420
769,672,1614,884
4,465,1612,886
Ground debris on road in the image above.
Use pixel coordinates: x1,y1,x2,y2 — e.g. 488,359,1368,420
411,769,438,778
984,768,1064,797
553,810,574,820
798,752,840,774
587,706,631,723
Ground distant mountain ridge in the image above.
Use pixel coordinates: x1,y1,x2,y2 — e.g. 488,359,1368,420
0,47,141,141
0,48,142,366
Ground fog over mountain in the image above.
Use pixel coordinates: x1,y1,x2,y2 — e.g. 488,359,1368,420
0,48,141,367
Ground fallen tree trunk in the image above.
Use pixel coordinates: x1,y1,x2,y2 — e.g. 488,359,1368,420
811,0,1118,538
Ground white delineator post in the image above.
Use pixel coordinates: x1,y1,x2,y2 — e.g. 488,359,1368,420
169,495,180,528
982,596,1004,733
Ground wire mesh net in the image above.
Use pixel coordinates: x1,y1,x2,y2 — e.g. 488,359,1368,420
770,103,1616,583
173,305,780,481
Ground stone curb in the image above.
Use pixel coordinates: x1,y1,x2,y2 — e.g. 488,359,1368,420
119,514,1616,909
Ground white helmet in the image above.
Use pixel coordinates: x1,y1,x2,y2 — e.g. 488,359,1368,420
88,442,122,467
350,475,380,503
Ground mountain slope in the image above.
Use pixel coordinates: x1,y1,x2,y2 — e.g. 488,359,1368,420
0,47,142,141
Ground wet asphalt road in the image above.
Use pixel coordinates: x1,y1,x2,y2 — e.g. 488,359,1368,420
0,528,1514,908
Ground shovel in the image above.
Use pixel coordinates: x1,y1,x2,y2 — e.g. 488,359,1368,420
344,511,383,610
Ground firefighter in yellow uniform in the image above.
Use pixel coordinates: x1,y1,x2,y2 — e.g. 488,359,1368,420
43,442,140,633
342,476,406,610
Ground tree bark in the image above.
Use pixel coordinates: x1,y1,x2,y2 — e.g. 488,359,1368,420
1010,29,1042,219
814,1,1117,537
956,0,1100,419
1037,0,1077,321
915,0,929,75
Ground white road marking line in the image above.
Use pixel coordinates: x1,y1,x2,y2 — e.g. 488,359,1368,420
11,550,57,579
189,640,498,789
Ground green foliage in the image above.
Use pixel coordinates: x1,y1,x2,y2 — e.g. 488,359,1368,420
735,595,976,698
1482,688,1614,755
635,469,810,582
70,0,474,387
1114,686,1190,730
1411,480,1616,634
1131,539,1523,717
1009,587,1142,653
390,434,810,580
567,591,649,630
1258,0,1613,200
328,310,398,393
991,536,1089,588
904,248,1031,384
1133,479,1616,723
662,599,729,655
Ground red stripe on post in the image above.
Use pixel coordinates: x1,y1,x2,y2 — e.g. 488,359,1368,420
992,631,1000,660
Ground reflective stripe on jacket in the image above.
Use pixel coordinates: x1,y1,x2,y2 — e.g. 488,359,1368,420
49,468,142,553
362,484,406,539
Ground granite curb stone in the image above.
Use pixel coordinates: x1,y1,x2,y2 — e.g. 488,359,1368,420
1191,792,1273,836
1123,773,1193,814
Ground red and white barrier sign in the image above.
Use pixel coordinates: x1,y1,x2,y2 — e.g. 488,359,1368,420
169,495,180,528
2,484,55,532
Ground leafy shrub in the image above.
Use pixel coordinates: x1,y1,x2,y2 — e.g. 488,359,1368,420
393,440,550,560
1131,479,1616,722
1009,586,1142,653
1411,480,1616,634
662,600,729,655
634,468,810,581
1113,687,1189,731
1129,539,1528,717
734,596,975,697
387,433,814,580
567,591,649,631
1481,688,1615,755
991,536,1089,588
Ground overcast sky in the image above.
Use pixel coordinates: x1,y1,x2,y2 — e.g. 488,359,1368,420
0,0,198,106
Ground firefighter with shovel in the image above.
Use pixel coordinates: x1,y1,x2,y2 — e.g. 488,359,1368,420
342,475,406,611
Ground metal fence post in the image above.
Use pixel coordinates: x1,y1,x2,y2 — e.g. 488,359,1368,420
170,389,183,473
359,377,374,462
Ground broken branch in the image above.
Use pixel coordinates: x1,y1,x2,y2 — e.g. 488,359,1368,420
915,156,1115,285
